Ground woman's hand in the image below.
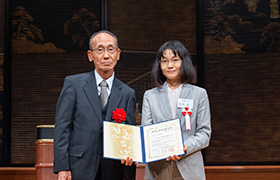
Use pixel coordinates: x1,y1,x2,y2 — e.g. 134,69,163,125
166,145,188,161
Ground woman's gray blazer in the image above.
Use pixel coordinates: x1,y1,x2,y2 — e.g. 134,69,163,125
141,83,211,180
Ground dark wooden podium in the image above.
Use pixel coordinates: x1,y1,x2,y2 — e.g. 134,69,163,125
35,125,57,180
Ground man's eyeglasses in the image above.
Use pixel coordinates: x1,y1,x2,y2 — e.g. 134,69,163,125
91,47,118,54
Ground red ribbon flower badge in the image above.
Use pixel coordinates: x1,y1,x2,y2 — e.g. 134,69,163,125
182,107,192,116
112,108,127,123
182,107,192,130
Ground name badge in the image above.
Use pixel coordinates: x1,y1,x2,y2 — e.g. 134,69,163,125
178,98,194,109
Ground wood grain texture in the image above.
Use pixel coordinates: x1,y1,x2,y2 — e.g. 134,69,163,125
204,53,280,163
108,0,197,53
0,0,4,53
35,140,57,180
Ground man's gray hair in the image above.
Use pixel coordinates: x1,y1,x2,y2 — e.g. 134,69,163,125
89,30,119,50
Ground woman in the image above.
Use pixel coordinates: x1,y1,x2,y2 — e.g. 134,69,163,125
141,40,211,180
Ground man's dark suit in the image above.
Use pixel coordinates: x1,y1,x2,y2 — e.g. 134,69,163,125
54,70,136,180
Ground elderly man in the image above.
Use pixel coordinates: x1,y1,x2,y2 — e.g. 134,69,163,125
54,30,136,180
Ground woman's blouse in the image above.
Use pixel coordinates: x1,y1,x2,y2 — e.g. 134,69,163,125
167,83,182,119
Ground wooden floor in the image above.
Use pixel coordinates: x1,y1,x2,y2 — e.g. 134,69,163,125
0,165,280,180
0,167,36,180
205,165,280,180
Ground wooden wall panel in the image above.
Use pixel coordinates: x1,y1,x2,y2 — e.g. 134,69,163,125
11,53,91,164
0,0,5,165
0,0,4,53
10,0,102,164
203,1,280,164
108,0,197,53
204,53,280,163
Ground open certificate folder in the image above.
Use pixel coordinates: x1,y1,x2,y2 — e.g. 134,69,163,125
103,118,185,164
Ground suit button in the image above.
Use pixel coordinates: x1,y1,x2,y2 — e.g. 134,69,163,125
97,150,101,154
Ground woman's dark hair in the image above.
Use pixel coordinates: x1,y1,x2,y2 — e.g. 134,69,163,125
151,40,196,87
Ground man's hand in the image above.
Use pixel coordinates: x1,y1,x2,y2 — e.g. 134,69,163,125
121,157,138,166
166,145,188,161
58,170,72,180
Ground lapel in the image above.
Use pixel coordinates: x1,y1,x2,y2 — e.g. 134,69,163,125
179,83,191,98
158,83,173,120
83,71,103,127
105,78,122,121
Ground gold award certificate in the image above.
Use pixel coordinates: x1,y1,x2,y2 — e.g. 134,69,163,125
143,118,184,162
103,122,143,162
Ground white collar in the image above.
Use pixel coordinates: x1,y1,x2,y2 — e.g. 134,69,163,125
95,70,114,91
